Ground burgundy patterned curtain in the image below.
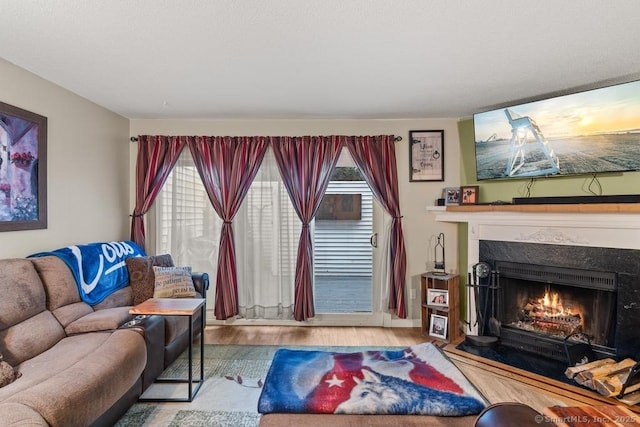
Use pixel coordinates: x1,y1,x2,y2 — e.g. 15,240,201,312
345,135,407,318
271,136,344,321
187,136,269,320
131,135,186,251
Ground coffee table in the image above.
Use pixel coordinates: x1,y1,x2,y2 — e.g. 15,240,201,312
130,297,206,402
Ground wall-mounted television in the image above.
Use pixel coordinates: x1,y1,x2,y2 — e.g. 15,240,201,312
473,79,640,181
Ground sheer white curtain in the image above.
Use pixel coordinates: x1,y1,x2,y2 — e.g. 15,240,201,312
235,149,301,319
154,147,300,320
154,149,222,309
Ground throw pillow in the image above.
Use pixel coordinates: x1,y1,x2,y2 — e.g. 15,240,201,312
0,353,21,388
126,254,174,305
153,266,197,298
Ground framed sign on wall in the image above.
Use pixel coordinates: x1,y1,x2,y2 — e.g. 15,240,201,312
409,130,444,181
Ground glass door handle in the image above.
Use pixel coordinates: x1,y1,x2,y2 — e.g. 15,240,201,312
369,233,378,248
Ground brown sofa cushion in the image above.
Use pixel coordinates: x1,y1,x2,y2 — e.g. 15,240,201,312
51,302,94,328
0,311,65,366
1,330,146,427
152,266,196,298
0,259,47,329
0,259,67,367
30,256,81,311
93,286,133,310
126,255,174,305
64,307,133,335
0,402,48,425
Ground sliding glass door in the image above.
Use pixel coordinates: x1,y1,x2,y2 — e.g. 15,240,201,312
154,147,385,325
312,149,384,326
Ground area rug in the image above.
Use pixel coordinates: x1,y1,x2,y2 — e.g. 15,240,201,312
258,342,486,416
115,344,403,427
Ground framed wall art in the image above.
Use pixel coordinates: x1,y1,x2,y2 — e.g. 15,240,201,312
0,101,47,231
460,185,479,205
409,130,444,181
429,314,448,340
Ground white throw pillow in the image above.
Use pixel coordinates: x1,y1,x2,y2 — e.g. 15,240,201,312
152,266,196,298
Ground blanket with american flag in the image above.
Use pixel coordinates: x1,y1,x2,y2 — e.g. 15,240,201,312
257,342,486,416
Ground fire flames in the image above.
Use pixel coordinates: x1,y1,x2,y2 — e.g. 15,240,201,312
515,287,584,337
539,289,573,316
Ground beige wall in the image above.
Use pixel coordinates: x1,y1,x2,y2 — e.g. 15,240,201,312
130,119,462,321
0,58,464,323
0,59,130,258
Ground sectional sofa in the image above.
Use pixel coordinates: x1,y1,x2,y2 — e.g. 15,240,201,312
0,255,208,427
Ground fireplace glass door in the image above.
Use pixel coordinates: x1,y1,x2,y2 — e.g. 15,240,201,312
496,261,617,353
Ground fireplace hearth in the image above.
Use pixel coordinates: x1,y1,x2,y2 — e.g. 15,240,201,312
456,337,574,384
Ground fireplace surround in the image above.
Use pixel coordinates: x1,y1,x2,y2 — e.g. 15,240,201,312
432,205,640,363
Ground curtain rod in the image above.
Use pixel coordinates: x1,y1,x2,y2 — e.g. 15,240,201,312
131,135,403,142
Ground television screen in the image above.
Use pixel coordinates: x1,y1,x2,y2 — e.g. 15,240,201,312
473,79,640,180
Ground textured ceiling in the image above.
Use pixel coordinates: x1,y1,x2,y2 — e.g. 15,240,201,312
2,1,640,120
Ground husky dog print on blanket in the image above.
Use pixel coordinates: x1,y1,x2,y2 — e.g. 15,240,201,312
257,342,486,416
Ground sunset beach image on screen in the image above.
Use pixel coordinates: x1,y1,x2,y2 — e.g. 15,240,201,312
473,79,640,180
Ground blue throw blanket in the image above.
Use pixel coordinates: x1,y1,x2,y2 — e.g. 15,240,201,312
30,241,145,305
258,342,486,416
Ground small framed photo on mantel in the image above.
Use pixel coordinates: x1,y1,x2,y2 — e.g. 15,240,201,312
460,185,479,205
409,130,444,182
444,187,460,205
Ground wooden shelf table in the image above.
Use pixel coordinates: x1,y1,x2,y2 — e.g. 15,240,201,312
421,272,460,343
130,298,206,402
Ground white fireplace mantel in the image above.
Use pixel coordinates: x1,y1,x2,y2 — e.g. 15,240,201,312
428,204,640,336
430,205,640,252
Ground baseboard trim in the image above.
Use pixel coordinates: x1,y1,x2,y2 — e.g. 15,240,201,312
208,317,421,328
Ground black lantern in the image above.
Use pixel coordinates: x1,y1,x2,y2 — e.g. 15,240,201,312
433,233,446,275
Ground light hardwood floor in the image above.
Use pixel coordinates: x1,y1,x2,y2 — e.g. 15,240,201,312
204,325,638,415
204,325,426,346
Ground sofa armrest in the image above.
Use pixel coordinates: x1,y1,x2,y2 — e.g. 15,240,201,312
191,272,210,298
120,314,165,390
